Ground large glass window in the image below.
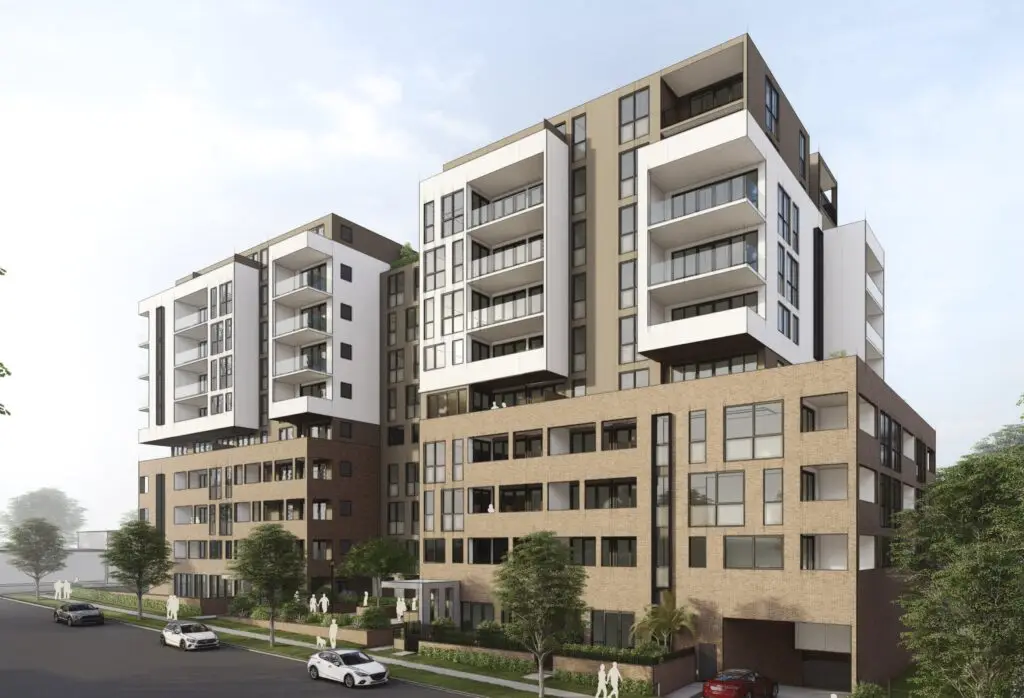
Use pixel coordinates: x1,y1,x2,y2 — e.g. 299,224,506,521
724,402,784,460
689,472,744,526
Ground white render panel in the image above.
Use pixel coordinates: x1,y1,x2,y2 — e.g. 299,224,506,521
418,128,569,394
138,261,260,444
268,230,388,425
637,111,819,365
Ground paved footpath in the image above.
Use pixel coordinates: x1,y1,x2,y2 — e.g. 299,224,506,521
42,595,590,698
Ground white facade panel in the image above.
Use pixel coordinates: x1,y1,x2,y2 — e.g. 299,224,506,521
138,261,260,444
268,230,388,425
419,128,569,395
637,111,819,365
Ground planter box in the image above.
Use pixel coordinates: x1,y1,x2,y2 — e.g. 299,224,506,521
420,640,534,664
224,616,392,648
553,652,695,695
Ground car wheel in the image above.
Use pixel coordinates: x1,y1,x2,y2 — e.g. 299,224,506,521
67,617,74,628
308,666,319,680
343,674,355,688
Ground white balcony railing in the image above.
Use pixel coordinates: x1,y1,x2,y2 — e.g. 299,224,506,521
274,355,328,376
174,383,208,400
649,171,758,226
650,232,759,285
469,293,544,329
469,184,544,228
174,308,208,332
469,238,544,278
274,315,329,336
866,323,884,353
174,344,208,366
866,274,883,302
274,271,329,297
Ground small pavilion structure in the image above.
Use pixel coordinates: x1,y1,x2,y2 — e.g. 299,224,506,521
380,578,462,627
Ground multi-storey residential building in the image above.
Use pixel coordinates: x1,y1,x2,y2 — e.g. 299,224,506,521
413,34,933,692
136,214,410,606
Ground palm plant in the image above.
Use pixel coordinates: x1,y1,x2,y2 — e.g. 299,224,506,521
630,592,697,650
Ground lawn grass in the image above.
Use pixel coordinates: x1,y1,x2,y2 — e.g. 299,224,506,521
201,616,360,648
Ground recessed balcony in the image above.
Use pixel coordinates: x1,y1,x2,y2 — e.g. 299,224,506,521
468,184,544,247
173,308,208,340
648,230,762,308
647,113,763,196
865,274,883,317
274,269,331,308
468,292,545,344
174,381,208,407
174,343,208,372
866,322,884,357
468,238,544,295
273,355,329,385
649,171,763,250
274,314,330,347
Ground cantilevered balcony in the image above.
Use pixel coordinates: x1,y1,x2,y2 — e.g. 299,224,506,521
274,308,330,347
648,231,763,309
174,380,209,407
468,288,544,344
274,351,329,385
468,236,544,295
648,171,763,251
274,265,331,308
468,183,544,247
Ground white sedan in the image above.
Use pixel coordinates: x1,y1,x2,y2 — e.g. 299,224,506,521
159,621,220,651
307,650,389,688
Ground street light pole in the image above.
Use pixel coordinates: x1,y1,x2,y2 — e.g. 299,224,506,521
329,561,335,597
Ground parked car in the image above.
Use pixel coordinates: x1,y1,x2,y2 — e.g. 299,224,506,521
307,650,389,687
159,621,220,651
53,602,104,627
703,669,779,697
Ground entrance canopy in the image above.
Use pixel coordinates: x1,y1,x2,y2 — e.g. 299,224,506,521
381,579,461,626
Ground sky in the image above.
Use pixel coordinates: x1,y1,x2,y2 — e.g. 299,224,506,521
0,0,1022,531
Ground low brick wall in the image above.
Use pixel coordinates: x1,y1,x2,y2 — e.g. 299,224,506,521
552,653,695,695
225,616,392,648
419,640,533,663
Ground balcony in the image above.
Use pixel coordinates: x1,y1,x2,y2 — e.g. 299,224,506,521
468,184,544,247
139,336,150,349
174,381,208,406
819,192,837,225
641,305,762,355
649,231,762,308
174,343,208,372
866,322,884,357
274,354,329,385
649,171,763,250
468,237,544,295
139,365,149,380
659,42,745,138
468,292,544,344
865,274,883,316
173,308,208,340
274,270,330,308
274,314,330,347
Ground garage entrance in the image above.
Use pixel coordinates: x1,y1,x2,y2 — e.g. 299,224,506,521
722,619,852,693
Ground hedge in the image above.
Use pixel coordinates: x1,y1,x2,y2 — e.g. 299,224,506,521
552,669,653,697
558,642,677,666
419,646,534,675
71,588,201,618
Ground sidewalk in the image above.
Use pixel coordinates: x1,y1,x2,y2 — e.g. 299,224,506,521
57,596,591,698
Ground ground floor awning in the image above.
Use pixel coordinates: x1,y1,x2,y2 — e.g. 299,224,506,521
380,579,462,626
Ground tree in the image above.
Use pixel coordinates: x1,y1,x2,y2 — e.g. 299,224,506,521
119,510,141,526
339,537,417,604
493,531,588,697
102,520,174,619
391,243,419,269
0,265,9,417
7,518,69,599
630,591,697,650
971,423,1024,454
1,488,87,544
891,446,1024,697
230,524,305,646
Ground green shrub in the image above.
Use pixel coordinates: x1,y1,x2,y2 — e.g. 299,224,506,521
476,619,502,633
279,599,308,622
552,670,652,697
368,596,398,606
338,591,359,607
249,606,271,621
420,646,534,675
431,616,455,627
228,594,257,618
355,606,391,630
72,588,200,618
851,683,887,698
558,642,667,666
311,612,355,627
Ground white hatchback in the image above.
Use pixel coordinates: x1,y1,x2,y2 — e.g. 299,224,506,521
307,650,389,688
159,621,220,651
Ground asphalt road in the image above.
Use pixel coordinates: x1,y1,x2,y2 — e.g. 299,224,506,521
0,597,453,696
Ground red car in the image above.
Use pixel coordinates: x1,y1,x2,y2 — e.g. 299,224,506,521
703,669,779,697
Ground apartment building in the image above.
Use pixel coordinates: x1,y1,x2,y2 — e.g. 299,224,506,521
411,34,932,692
136,214,411,605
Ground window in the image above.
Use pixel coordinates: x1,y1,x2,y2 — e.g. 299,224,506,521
138,476,149,494
601,538,637,567
387,273,405,308
452,438,464,481
618,261,636,309
618,315,636,364
547,481,579,511
441,290,464,335
778,245,800,308
778,303,799,345
618,369,648,390
339,303,352,321
424,247,445,292
339,342,352,360
423,297,434,340
619,88,649,143
571,114,586,162
798,131,807,180
422,201,435,244
423,343,445,371
424,441,446,484
689,472,744,526
591,611,634,649
339,224,353,243
725,535,784,569
468,537,509,565
572,167,586,215
387,426,405,446
688,537,707,568
338,382,352,399
499,484,543,513
441,488,465,531
423,538,445,563
585,478,636,509
571,326,586,373
778,186,792,246
724,401,784,460
765,78,779,138
602,419,636,450
451,239,464,283
514,431,543,459
387,389,397,422
572,220,586,267
339,262,352,281
405,462,419,497
405,384,419,419
565,537,596,566
618,148,637,198
423,491,435,532
405,307,418,342
572,273,586,319
618,205,636,254
387,463,400,497
764,469,783,525
689,410,707,463
440,190,464,238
